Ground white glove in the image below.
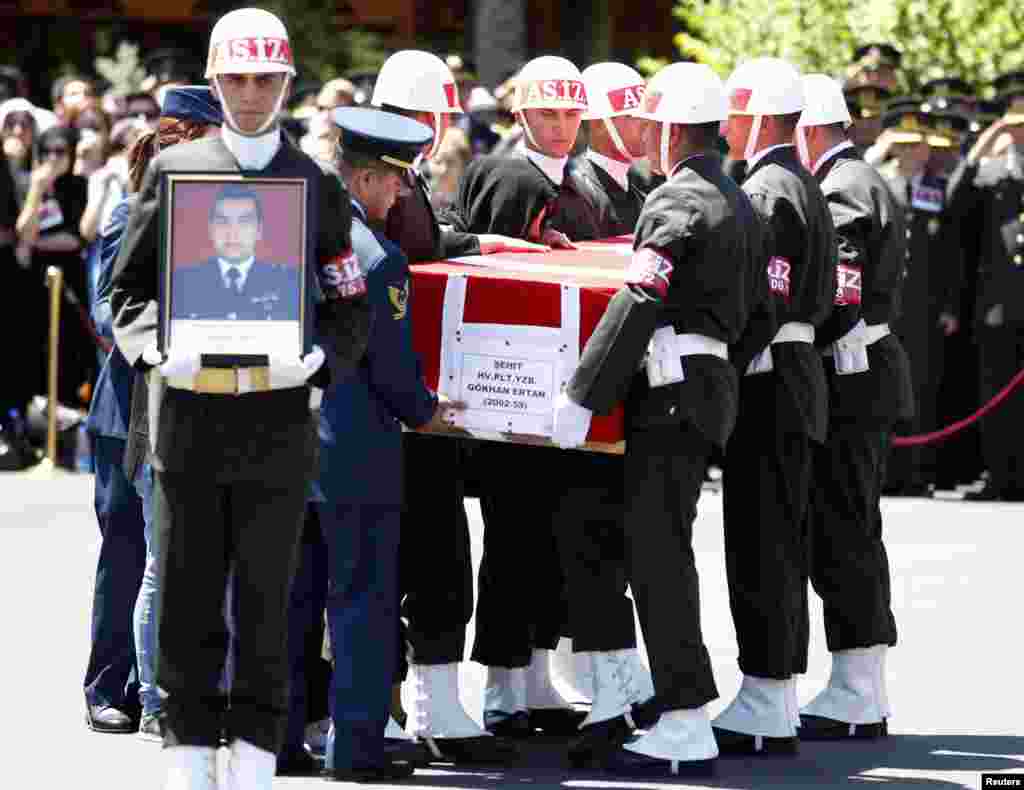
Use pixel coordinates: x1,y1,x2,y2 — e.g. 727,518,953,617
552,392,592,449
269,346,326,390
158,345,202,390
832,319,869,375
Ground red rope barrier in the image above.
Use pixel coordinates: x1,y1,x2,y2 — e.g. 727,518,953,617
891,368,1024,447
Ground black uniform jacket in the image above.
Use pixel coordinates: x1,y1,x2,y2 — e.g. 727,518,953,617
567,153,760,449
566,155,646,239
110,134,371,477
740,145,836,442
947,150,1024,325
816,146,915,424
385,168,480,264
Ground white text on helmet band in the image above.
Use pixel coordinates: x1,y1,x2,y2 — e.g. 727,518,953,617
210,37,294,70
519,80,588,106
607,85,646,112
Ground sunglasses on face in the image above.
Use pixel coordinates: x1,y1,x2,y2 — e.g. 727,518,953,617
42,146,69,157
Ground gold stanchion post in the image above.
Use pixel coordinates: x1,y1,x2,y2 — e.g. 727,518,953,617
26,266,64,476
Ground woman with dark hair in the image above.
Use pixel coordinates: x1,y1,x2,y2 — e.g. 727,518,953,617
15,123,89,406
66,98,113,179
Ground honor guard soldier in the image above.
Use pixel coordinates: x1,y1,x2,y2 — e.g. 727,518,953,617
715,57,836,756
946,71,1024,501
317,106,458,781
367,51,539,764
571,62,650,236
448,55,591,741
877,101,965,496
794,74,913,740
109,9,371,789
553,62,763,776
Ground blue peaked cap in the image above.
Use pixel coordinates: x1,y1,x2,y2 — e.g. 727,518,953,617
160,85,223,126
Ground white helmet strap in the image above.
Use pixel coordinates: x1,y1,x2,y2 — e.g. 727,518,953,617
517,110,539,150
602,117,633,162
213,74,291,137
743,113,763,161
659,121,672,176
426,111,443,160
795,126,811,170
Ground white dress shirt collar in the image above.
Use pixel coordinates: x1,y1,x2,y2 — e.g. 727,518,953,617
586,149,631,191
221,125,281,171
748,143,794,171
218,256,255,291
518,141,568,185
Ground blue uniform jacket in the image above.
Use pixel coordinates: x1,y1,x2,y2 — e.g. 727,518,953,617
314,200,438,505
86,197,136,439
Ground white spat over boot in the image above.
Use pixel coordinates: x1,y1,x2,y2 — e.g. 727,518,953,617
525,648,587,734
224,739,276,790
164,745,217,790
786,676,801,730
385,715,414,740
799,645,889,739
550,637,594,703
712,675,798,755
602,708,717,776
580,649,655,728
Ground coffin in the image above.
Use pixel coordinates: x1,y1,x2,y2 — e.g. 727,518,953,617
409,238,634,453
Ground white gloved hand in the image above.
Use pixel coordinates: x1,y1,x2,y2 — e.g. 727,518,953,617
159,346,202,390
141,343,164,368
269,345,326,390
832,318,869,375
552,392,592,449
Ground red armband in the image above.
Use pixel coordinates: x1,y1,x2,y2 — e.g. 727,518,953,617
625,246,674,302
834,263,862,306
321,249,366,299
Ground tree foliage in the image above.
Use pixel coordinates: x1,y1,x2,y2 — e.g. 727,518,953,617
660,0,1024,93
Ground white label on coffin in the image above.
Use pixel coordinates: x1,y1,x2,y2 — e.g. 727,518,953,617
439,274,580,439
461,354,555,417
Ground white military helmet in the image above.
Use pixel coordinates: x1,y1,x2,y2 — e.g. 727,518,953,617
205,8,295,136
725,57,804,160
796,74,852,168
582,62,646,161
372,50,463,160
513,56,587,152
636,62,729,176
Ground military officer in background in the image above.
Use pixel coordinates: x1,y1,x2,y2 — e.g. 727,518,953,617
844,85,891,155
316,107,460,782
367,50,540,765
947,71,1024,501
847,43,902,93
793,74,913,741
553,62,762,776
715,57,836,756
110,10,371,789
877,102,965,496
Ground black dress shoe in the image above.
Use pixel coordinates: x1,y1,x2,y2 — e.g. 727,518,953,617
383,738,433,766
418,734,520,764
528,707,588,735
276,750,320,776
963,483,1024,502
799,714,888,741
85,704,136,734
484,709,533,738
712,726,799,756
324,760,415,782
602,746,716,777
568,715,637,769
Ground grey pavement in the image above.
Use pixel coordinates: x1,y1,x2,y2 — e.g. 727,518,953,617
1,469,1022,789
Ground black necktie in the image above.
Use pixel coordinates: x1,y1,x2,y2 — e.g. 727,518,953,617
226,266,241,293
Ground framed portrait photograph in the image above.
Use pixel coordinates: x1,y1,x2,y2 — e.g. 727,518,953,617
157,173,311,364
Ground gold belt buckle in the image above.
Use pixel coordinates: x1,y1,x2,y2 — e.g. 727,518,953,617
194,367,271,395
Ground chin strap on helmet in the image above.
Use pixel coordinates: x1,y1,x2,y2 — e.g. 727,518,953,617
659,121,673,176
602,117,633,162
795,125,812,170
743,113,763,161
517,110,540,150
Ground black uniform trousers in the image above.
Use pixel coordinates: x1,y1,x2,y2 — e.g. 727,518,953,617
153,469,310,754
977,322,1024,496
805,421,898,655
723,373,812,679
471,442,568,668
624,422,717,712
399,434,474,670
551,451,636,653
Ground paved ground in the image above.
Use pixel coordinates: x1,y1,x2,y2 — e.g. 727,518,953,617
1,469,1022,789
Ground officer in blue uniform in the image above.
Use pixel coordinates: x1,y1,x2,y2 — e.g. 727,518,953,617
316,107,449,782
83,87,223,737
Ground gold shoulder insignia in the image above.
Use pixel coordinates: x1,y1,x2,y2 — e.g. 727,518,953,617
388,279,409,320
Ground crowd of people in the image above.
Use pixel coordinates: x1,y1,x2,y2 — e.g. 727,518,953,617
3,6,1023,789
